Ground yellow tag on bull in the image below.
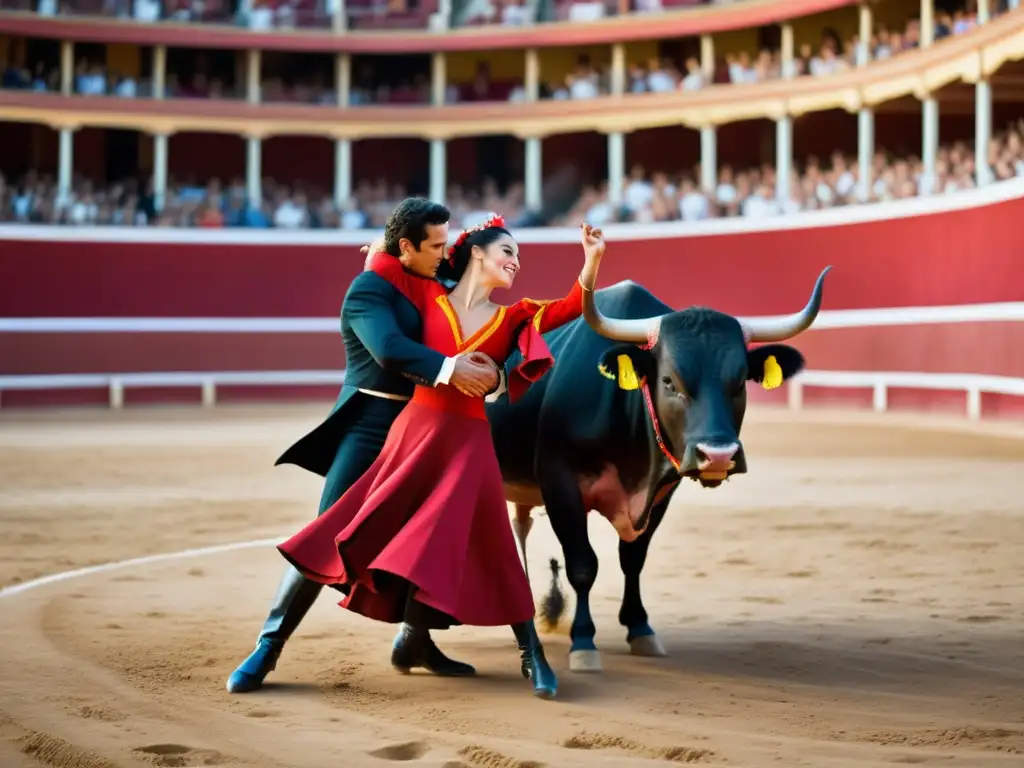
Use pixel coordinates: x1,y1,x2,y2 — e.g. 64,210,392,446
617,355,640,390
762,354,783,390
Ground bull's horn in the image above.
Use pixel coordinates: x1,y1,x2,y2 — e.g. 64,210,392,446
738,266,832,343
581,283,665,344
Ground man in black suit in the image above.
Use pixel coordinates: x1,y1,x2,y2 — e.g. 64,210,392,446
226,198,502,693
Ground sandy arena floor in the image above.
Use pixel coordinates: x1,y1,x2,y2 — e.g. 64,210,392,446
1,404,1023,768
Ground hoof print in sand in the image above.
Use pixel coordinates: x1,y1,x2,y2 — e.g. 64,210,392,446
243,709,278,719
19,730,115,768
458,744,544,768
563,731,714,763
132,743,226,766
74,705,128,723
368,740,430,761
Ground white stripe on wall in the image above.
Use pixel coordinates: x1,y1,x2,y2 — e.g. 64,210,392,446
2,302,1022,334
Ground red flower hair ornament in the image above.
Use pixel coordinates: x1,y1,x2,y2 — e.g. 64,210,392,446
447,213,506,266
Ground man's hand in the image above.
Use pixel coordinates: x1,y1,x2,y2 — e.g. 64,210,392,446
466,351,502,394
450,353,500,397
466,351,500,375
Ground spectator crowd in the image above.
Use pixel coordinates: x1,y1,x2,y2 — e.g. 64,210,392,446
2,121,1021,228
0,1,1002,105
2,0,716,30
1,0,1018,229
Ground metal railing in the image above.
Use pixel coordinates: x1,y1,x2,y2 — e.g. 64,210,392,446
1,368,1021,420
788,371,1024,420
0,370,346,409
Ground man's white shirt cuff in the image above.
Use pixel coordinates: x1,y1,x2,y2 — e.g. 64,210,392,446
434,356,457,386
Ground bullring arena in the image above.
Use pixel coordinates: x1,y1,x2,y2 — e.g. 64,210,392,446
2,405,1024,768
2,179,1024,767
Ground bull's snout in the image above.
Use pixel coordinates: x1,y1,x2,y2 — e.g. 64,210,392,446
695,442,739,474
680,441,745,487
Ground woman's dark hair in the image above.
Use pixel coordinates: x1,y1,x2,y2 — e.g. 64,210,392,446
436,225,513,284
382,197,451,257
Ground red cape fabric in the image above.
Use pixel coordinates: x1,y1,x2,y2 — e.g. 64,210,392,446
507,323,554,403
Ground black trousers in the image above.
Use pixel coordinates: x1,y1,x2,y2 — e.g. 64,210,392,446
256,396,405,645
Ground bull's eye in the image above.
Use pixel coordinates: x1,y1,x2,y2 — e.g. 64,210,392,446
661,376,686,399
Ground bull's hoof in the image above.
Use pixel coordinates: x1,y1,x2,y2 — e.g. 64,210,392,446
568,649,603,673
628,633,667,657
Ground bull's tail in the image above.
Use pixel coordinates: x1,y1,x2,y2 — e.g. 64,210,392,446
538,558,566,632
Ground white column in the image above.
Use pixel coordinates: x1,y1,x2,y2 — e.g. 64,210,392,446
608,132,625,207
776,24,794,203
776,118,792,202
60,40,73,95
525,48,539,100
332,0,347,31
431,52,446,106
334,53,352,207
857,108,874,201
58,128,74,205
245,50,262,208
525,138,542,211
700,34,714,82
611,43,626,96
975,0,992,187
336,52,351,105
856,2,874,200
607,44,629,203
974,81,992,187
700,127,716,194
429,140,446,204
523,49,542,212
153,133,168,212
918,0,938,188
246,137,262,207
246,50,261,104
335,140,352,207
920,0,934,47
921,98,939,192
857,3,872,66
153,45,166,99
781,24,794,78
430,53,446,204
699,34,717,192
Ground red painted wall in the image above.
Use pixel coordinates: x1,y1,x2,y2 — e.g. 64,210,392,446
1,191,1022,415
2,193,1021,320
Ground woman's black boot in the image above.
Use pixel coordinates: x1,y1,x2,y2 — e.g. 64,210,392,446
511,620,558,699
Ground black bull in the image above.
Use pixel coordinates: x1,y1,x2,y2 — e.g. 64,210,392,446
486,269,830,672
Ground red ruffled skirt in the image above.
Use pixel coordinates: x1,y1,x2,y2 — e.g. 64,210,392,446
277,386,535,627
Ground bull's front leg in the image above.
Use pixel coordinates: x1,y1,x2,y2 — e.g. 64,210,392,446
540,467,602,673
618,498,669,658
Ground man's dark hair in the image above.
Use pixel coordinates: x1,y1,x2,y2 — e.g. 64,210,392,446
382,197,451,257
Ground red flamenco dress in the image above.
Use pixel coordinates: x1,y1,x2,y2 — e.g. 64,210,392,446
277,253,585,629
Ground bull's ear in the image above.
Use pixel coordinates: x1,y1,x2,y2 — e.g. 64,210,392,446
597,344,656,391
747,344,805,390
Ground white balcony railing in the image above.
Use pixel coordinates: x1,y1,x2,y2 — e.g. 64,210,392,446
1,368,1021,420
788,370,1024,420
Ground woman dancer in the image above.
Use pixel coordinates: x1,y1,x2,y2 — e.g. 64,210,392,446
278,217,606,699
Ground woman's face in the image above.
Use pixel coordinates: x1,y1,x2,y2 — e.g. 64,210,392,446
475,233,520,289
